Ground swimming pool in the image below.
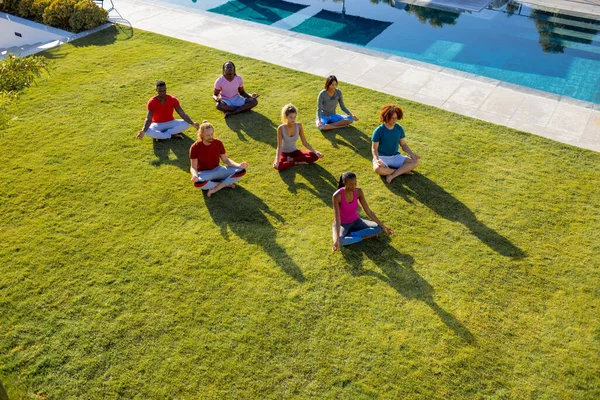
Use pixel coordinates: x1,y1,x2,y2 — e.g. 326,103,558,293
145,0,600,103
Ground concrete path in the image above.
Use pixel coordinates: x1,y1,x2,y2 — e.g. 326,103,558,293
110,0,600,152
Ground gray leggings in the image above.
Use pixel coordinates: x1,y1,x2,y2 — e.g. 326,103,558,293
332,218,383,246
195,166,246,190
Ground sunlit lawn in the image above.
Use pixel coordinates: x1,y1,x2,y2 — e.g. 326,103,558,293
0,25,599,399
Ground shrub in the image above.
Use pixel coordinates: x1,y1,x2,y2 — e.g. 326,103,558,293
69,0,108,32
1,0,21,14
17,0,35,20
31,0,52,21
42,0,76,30
0,53,48,130
0,53,48,96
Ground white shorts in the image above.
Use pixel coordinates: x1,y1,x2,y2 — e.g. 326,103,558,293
373,154,407,169
222,95,246,108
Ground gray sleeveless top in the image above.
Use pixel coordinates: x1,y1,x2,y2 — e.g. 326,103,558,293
281,123,299,153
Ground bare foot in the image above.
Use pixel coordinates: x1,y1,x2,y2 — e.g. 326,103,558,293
228,184,235,189
224,112,231,118
171,133,184,139
385,175,394,184
207,188,216,197
405,171,414,175
296,162,308,165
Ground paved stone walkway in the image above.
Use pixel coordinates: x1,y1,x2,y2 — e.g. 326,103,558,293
110,0,600,152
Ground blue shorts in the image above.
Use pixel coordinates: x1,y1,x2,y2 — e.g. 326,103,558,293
373,154,407,169
222,95,246,108
317,114,353,130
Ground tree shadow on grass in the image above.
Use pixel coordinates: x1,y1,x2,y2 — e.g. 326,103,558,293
108,8,134,39
150,133,195,172
385,173,525,258
70,24,122,48
110,20,134,40
320,125,372,160
225,111,278,146
278,163,338,206
203,186,305,282
342,238,476,344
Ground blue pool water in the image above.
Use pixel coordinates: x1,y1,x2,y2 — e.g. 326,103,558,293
164,0,600,104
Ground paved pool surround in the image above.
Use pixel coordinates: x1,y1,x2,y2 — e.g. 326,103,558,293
116,0,597,152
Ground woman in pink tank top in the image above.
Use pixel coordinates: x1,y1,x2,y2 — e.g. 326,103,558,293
332,171,393,251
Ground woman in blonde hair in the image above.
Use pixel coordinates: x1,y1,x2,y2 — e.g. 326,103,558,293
189,120,248,196
273,104,323,170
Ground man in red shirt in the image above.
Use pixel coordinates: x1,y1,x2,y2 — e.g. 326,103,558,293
190,121,248,197
136,81,200,140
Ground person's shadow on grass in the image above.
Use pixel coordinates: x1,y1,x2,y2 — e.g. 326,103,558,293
150,134,195,172
203,186,305,282
225,111,278,147
342,238,476,344
320,125,372,160
278,163,338,206
385,173,525,258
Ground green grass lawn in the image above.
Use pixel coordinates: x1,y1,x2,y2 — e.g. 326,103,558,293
1,25,599,399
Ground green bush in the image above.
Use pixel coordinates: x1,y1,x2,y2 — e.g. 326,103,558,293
69,0,108,32
0,53,48,131
31,0,52,21
0,0,21,14
0,53,48,96
4,0,106,32
17,0,35,20
42,0,76,30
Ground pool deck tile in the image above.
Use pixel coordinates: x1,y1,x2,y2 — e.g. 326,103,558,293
548,102,593,135
334,54,385,78
473,109,511,127
583,110,600,139
354,60,411,90
511,96,559,127
440,101,478,118
479,87,526,119
109,0,599,152
418,74,464,100
384,67,436,94
447,80,494,109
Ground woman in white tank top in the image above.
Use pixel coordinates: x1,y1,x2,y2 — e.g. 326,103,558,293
274,104,323,171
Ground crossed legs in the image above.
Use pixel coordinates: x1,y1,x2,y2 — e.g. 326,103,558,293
374,157,418,183
274,150,320,171
320,119,353,131
146,120,190,139
194,166,247,196
332,218,383,247
216,97,258,117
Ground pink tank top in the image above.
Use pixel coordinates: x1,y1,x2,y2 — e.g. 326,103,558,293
337,188,359,224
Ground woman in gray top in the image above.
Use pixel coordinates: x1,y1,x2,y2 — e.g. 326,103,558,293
274,104,323,170
316,75,359,131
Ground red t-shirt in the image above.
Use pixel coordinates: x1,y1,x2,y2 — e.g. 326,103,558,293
189,139,226,171
147,94,180,123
